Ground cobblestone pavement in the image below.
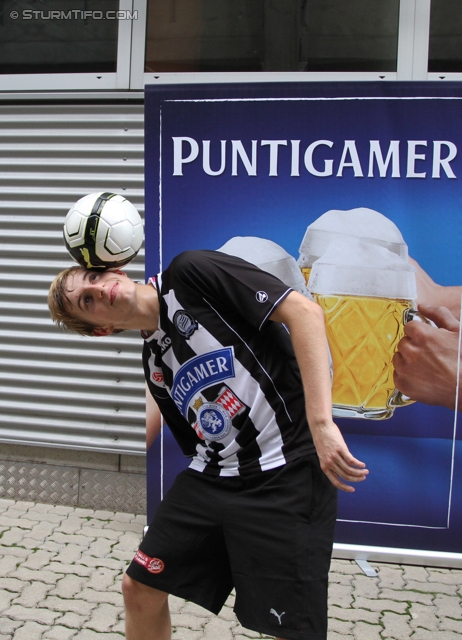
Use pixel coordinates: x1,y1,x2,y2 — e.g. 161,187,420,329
1,500,461,639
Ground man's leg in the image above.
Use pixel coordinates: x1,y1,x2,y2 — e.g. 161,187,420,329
122,574,171,640
227,457,336,639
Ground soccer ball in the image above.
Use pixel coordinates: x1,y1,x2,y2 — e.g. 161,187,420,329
63,192,144,269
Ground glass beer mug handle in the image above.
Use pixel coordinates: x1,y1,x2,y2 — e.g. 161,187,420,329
390,307,431,407
403,308,431,325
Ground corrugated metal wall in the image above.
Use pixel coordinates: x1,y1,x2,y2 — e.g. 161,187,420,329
0,101,147,455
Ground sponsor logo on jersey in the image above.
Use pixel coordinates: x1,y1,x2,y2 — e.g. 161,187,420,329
149,356,165,387
173,310,198,338
256,290,269,303
160,335,172,354
171,348,235,416
133,550,165,574
196,402,231,441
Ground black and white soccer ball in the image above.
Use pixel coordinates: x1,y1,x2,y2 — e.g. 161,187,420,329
63,192,144,269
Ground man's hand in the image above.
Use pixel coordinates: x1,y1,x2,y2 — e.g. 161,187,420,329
271,291,369,492
393,304,461,411
310,419,368,492
410,257,462,320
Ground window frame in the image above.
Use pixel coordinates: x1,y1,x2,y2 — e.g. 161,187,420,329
0,0,134,91
0,0,460,92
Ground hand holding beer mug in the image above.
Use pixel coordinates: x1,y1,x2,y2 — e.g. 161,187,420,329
297,207,408,285
309,238,426,420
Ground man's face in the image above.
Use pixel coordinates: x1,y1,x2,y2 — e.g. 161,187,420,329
64,268,136,334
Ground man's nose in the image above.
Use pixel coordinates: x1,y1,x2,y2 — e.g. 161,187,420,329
86,282,104,297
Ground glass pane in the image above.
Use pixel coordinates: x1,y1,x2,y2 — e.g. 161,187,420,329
429,0,462,73
145,0,264,72
145,0,399,73
0,0,119,74
302,0,399,72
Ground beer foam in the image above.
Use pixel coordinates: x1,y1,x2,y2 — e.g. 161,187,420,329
309,238,417,300
217,236,310,296
298,207,408,267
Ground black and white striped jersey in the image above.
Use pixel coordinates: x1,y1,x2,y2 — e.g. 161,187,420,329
143,250,315,477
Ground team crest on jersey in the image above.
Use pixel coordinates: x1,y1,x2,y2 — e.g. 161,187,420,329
173,310,198,338
192,386,246,441
196,403,231,441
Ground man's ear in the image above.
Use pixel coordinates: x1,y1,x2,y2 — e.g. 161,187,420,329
92,326,114,337
108,268,127,276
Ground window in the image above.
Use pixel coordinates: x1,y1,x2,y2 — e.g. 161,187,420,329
302,0,400,72
144,0,400,74
429,0,462,73
0,0,459,90
0,0,119,74
145,0,263,72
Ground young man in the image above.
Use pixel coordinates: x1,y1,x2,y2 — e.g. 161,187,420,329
48,250,368,640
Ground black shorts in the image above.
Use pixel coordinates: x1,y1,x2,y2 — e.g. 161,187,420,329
126,455,337,640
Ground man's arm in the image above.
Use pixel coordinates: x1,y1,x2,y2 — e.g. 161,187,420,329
146,386,162,450
410,257,462,320
393,304,461,411
270,291,369,492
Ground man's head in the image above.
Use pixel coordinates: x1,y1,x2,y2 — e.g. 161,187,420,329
48,266,133,336
48,266,94,335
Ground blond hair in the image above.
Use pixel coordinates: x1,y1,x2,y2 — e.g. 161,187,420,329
48,266,99,336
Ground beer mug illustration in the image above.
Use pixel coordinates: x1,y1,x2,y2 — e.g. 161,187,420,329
297,207,408,285
218,236,332,378
218,236,310,297
309,238,423,420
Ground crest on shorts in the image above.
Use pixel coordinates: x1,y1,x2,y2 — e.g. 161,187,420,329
147,557,165,573
133,550,165,574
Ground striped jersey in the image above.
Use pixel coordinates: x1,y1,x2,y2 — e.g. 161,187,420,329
143,250,315,477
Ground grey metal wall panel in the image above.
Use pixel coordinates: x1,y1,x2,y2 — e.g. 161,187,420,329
0,102,147,455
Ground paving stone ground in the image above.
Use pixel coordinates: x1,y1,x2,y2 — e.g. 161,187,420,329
0,499,461,639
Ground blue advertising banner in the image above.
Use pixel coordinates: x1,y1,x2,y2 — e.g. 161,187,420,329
145,82,461,562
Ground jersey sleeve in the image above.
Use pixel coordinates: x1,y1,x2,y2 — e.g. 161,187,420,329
167,250,292,330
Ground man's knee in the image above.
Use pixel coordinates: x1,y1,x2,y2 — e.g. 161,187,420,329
122,573,169,611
